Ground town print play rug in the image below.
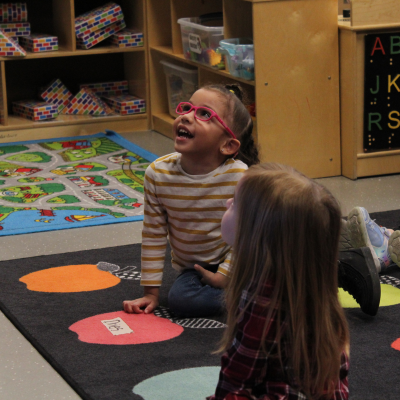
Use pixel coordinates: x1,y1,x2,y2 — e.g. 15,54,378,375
0,130,157,236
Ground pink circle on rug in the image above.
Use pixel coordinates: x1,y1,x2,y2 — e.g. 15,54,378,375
392,338,400,351
69,311,183,345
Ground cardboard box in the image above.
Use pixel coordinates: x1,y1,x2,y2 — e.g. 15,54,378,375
80,80,128,97
102,94,145,115
0,3,27,23
75,2,124,38
62,88,114,116
77,19,125,49
0,28,25,55
110,29,143,48
19,34,58,52
0,21,30,37
39,79,73,113
12,100,58,121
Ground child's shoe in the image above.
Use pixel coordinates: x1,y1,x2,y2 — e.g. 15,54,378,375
338,247,381,316
388,230,400,268
347,207,393,273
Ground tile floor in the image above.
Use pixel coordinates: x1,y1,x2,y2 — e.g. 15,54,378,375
1,130,400,399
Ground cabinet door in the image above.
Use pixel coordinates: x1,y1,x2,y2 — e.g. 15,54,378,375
253,0,341,178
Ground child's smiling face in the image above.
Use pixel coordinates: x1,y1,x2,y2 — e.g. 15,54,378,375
173,88,231,160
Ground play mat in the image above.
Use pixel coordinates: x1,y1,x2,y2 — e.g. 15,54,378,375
0,130,157,236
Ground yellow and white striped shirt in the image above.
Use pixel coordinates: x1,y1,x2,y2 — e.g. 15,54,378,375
140,152,248,286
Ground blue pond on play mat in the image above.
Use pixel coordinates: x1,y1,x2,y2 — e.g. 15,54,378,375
0,130,158,236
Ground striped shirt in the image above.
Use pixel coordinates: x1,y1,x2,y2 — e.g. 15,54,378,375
140,152,247,286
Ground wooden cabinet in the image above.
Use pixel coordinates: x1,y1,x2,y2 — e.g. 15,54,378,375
339,0,400,179
147,0,341,178
0,0,149,144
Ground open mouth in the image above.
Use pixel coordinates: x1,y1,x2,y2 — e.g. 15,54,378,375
177,127,194,139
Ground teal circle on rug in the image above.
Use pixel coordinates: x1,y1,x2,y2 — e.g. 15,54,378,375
132,366,220,400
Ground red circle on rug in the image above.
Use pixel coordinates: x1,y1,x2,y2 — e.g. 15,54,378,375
392,338,400,351
69,311,184,345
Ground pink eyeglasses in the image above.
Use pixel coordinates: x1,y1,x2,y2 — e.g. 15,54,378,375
175,102,236,139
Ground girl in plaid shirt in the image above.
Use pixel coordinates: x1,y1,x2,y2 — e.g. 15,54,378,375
209,163,350,400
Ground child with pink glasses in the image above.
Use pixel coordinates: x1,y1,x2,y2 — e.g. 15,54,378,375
123,84,259,317
123,83,382,318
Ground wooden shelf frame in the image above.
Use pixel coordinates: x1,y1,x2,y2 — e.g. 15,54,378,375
147,0,341,178
0,0,150,143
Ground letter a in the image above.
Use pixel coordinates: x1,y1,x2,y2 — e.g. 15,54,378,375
371,37,385,56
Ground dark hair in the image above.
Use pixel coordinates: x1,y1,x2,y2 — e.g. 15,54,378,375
203,83,260,167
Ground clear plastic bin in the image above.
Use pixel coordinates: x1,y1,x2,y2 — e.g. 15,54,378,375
217,38,254,80
177,16,224,69
160,60,198,118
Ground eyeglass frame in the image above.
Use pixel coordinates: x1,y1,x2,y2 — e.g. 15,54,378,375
175,102,237,139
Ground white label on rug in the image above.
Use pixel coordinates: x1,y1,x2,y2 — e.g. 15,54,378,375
101,318,133,336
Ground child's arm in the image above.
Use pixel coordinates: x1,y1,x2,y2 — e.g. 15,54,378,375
123,286,159,314
195,249,233,289
193,264,229,288
123,163,168,313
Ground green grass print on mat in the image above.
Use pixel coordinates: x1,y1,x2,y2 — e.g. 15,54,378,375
0,130,157,236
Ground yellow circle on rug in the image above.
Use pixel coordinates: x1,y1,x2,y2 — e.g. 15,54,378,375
339,284,400,308
20,264,120,292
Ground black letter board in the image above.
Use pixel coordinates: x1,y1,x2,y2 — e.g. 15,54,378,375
364,32,400,151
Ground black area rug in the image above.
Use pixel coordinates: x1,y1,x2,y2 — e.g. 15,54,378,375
0,244,224,400
0,209,399,400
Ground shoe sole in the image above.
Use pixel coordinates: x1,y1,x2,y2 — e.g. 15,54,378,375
339,218,353,251
359,247,381,316
388,230,400,268
347,207,381,273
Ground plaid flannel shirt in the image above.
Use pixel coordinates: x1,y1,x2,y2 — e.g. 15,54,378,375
207,281,349,400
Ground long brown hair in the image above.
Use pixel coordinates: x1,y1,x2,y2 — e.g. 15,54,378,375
221,163,349,399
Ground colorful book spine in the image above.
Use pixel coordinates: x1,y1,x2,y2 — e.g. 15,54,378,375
39,79,73,113
12,100,58,121
0,3,27,22
77,19,125,49
19,34,58,52
75,2,124,38
0,28,25,55
62,88,114,116
0,21,30,37
110,29,143,48
102,94,146,115
80,80,128,97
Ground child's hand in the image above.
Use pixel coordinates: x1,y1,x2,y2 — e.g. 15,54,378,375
194,264,228,289
123,294,159,314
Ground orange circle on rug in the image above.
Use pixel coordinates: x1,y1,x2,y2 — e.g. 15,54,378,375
19,264,120,292
69,311,184,345
392,338,400,351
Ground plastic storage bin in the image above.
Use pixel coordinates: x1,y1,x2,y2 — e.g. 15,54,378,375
160,60,198,118
217,38,254,80
177,16,224,69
